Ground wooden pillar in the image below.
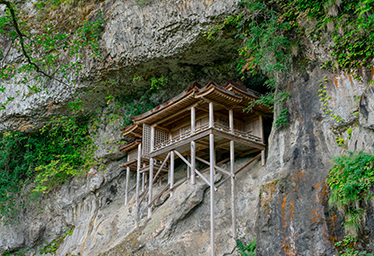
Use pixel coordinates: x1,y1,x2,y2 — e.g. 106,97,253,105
229,108,236,238
170,150,175,197
209,101,214,128
148,157,154,218
191,141,196,185
259,115,265,166
191,106,196,133
135,143,142,226
209,133,215,256
191,106,196,185
142,172,145,192
151,125,155,152
230,140,236,238
229,109,234,133
187,155,190,180
125,166,130,206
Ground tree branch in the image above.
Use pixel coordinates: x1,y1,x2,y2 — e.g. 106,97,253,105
0,0,70,86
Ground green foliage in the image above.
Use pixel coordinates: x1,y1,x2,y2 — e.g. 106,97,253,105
135,0,151,5
150,77,168,91
206,0,292,127
236,238,256,256
327,151,374,236
39,227,75,254
0,114,96,221
0,0,105,110
335,235,374,256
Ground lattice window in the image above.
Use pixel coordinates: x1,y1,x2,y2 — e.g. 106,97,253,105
142,124,151,157
155,127,168,147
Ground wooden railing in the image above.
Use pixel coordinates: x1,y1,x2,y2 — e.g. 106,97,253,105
153,122,262,151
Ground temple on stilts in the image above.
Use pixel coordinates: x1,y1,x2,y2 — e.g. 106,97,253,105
119,80,271,255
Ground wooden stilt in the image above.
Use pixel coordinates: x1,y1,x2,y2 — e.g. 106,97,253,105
191,141,196,185
230,140,236,238
170,150,175,197
142,173,145,192
209,133,215,256
125,166,130,206
187,155,190,180
259,115,265,166
229,108,237,238
135,143,142,227
148,157,154,218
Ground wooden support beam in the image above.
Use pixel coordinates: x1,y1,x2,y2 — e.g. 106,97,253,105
230,140,236,239
229,109,234,133
200,157,230,174
170,150,175,197
142,173,145,192
130,131,142,138
195,156,233,177
235,153,261,175
148,183,170,208
216,153,261,189
150,125,155,153
191,106,196,133
152,152,170,184
125,166,130,206
135,143,142,227
209,133,215,256
148,157,154,218
191,141,196,185
170,178,187,191
187,155,190,180
174,150,216,190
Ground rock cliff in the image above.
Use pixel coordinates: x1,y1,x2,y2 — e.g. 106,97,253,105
1,0,374,255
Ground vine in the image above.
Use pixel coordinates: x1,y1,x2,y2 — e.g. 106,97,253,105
327,151,374,255
0,104,97,222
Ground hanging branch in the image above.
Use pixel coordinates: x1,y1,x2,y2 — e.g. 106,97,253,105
0,0,69,86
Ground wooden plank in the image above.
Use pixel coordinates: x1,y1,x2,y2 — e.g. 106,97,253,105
235,153,261,175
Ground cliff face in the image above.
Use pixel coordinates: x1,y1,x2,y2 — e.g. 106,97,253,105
256,64,374,255
1,0,374,255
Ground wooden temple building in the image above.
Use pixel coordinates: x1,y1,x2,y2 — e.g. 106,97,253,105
119,81,271,255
